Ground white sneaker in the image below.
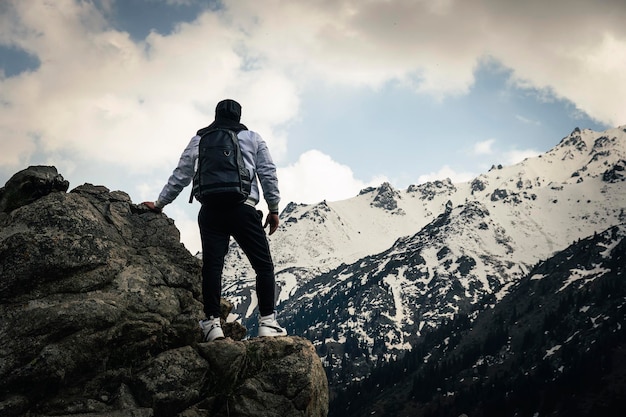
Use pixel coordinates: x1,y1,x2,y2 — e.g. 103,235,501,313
199,317,225,342
258,312,287,337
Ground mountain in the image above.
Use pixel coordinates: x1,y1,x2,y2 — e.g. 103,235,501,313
333,223,626,416
224,126,626,315
221,125,626,396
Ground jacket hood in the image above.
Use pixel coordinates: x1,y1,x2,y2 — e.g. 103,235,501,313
197,99,247,135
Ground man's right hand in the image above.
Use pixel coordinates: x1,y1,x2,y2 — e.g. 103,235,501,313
142,201,162,213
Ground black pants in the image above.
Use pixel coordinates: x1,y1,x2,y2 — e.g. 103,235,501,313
198,203,276,318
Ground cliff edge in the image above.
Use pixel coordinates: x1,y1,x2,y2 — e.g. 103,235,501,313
0,166,328,417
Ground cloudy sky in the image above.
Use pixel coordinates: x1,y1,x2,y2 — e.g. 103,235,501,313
1,0,624,253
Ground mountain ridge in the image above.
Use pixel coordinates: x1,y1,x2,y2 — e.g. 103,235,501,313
219,124,626,403
332,222,625,416
224,125,626,320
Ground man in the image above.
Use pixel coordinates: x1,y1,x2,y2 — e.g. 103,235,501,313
143,99,287,342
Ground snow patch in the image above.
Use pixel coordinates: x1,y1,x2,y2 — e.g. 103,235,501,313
558,265,610,292
544,344,562,359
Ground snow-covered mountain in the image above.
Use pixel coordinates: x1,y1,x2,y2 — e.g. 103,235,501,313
224,126,625,316
221,125,626,388
334,223,626,416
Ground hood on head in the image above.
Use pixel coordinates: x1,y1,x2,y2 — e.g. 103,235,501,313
215,99,242,122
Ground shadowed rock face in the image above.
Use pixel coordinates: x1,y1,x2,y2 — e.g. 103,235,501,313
0,165,70,213
141,337,328,417
0,166,328,417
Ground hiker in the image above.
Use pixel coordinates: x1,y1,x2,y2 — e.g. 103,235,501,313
143,99,287,342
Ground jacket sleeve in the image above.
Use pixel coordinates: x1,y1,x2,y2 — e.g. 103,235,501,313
155,136,199,208
254,133,281,213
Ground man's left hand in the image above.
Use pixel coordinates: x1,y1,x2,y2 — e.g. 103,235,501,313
264,213,279,235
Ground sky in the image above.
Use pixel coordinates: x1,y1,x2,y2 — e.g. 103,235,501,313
1,0,624,254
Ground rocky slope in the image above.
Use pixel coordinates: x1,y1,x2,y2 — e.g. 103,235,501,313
334,223,626,416
0,166,328,417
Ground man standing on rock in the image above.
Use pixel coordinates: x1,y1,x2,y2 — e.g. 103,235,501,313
143,99,287,342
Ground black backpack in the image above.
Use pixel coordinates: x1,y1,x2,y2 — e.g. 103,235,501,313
190,128,252,207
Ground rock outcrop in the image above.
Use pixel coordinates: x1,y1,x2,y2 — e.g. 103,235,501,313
0,166,328,417
0,165,69,213
370,182,400,211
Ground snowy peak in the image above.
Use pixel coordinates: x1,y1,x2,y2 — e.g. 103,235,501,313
370,182,402,212
224,125,626,322
276,200,352,266
548,125,626,182
407,178,457,201
468,125,626,197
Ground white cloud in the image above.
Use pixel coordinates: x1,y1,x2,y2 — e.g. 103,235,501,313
1,0,625,173
0,0,298,171
228,0,626,123
166,205,202,256
481,2,626,126
278,150,386,205
473,139,496,155
515,115,541,126
231,0,481,96
136,180,167,202
503,148,541,165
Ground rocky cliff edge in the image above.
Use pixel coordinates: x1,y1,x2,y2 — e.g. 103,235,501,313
0,166,328,417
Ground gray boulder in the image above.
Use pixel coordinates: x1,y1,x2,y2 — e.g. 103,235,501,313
0,166,328,417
